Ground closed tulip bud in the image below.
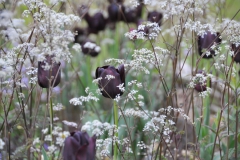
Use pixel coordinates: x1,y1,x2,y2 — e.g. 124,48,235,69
147,11,163,26
231,44,240,63
198,31,221,59
38,55,61,88
63,131,96,160
95,64,125,99
74,27,88,44
87,12,106,34
108,3,125,22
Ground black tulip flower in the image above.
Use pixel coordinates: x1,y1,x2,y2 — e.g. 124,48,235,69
63,131,96,160
74,27,88,44
108,3,125,22
81,40,101,57
38,55,61,88
198,31,221,59
78,6,106,34
96,64,125,99
87,12,107,34
147,11,163,26
231,44,240,63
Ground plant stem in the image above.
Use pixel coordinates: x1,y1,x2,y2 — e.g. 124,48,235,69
113,101,118,160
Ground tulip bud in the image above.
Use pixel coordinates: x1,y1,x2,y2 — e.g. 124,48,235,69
38,56,61,88
108,3,125,22
87,12,106,34
74,27,88,44
231,44,240,63
123,2,143,24
198,31,221,59
147,11,163,26
95,64,125,99
63,131,96,160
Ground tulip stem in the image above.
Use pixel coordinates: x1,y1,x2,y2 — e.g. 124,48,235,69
47,87,54,159
113,101,118,160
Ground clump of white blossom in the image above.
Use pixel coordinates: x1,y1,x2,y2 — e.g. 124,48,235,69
82,106,190,158
125,22,161,40
189,72,213,98
69,91,99,106
222,19,240,46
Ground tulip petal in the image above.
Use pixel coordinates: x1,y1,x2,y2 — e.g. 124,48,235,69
117,64,125,87
37,56,61,88
63,132,96,160
198,31,221,59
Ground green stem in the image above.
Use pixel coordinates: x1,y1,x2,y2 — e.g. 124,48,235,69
47,88,53,160
113,101,118,160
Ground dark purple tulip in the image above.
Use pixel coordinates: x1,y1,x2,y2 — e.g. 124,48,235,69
198,31,221,59
231,44,240,63
147,11,163,26
96,64,125,99
74,27,88,44
78,6,106,34
63,131,96,160
107,3,125,22
81,40,100,57
38,56,61,88
194,70,211,92
86,12,107,34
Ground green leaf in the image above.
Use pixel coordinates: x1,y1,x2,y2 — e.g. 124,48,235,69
42,147,49,160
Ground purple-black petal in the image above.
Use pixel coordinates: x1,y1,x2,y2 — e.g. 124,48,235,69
198,31,221,59
37,56,61,88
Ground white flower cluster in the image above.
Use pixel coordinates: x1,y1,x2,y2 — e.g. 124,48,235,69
222,19,240,46
81,120,117,137
53,103,64,111
56,131,70,146
143,0,203,19
117,83,125,92
62,120,78,128
21,0,80,63
26,67,38,75
0,54,14,79
105,74,115,80
96,138,112,157
198,87,212,98
69,92,99,106
125,22,161,40
123,108,149,120
0,138,5,150
184,20,216,37
83,42,101,53
189,72,213,97
129,48,164,74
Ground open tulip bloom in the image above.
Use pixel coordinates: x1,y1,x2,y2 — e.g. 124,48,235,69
63,131,96,160
37,55,61,88
95,64,125,99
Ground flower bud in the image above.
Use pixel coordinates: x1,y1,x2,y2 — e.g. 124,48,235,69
147,11,163,26
63,131,96,160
